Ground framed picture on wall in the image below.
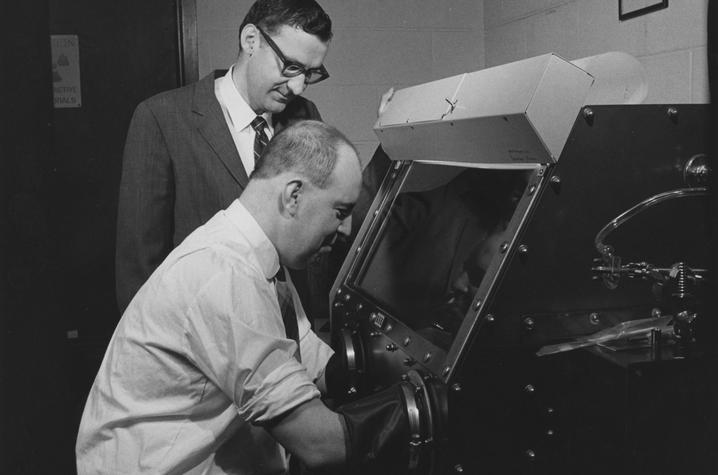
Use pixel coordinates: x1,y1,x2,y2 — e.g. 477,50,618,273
619,0,668,21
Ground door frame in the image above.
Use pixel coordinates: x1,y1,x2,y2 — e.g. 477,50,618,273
177,0,198,85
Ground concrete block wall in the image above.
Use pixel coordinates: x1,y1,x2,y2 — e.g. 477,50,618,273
196,0,485,166
483,0,709,104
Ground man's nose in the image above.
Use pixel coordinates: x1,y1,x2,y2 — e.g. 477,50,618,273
337,215,352,237
287,75,306,96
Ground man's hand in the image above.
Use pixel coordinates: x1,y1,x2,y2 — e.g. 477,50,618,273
377,87,395,117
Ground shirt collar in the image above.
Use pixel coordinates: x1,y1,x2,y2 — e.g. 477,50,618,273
224,200,280,281
219,67,271,133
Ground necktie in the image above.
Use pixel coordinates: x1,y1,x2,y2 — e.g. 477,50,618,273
275,268,303,475
250,116,270,167
275,267,300,361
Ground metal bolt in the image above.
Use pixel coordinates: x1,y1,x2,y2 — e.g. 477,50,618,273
524,384,536,394
667,106,679,120
525,449,536,461
343,293,351,302
385,323,393,332
527,184,537,195
333,302,341,308
651,307,662,318
537,168,545,177
499,242,509,253
546,429,555,437
442,366,451,376
550,175,562,193
347,386,357,395
589,312,601,325
451,383,462,392
356,246,361,253
401,374,409,381
337,288,342,295
583,107,594,123
386,343,398,352
355,303,363,311
546,407,555,414
403,336,412,346
518,244,529,255
473,299,483,310
454,464,464,473
523,317,535,331
403,357,416,366
423,352,432,362
485,314,496,323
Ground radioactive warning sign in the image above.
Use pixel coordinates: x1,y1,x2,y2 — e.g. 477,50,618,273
51,35,81,108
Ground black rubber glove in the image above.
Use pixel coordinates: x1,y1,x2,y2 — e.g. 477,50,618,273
323,352,349,403
335,383,410,475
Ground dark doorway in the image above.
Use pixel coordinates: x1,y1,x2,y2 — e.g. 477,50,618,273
2,1,185,472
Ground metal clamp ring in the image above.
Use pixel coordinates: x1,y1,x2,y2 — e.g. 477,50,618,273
400,379,422,471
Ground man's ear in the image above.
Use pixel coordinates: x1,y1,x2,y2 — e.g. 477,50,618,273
281,179,303,217
240,23,260,54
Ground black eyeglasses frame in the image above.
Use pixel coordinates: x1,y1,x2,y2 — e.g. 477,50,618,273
256,27,329,85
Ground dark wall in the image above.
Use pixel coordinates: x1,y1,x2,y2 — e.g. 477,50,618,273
49,0,180,341
2,1,181,472
1,1,68,472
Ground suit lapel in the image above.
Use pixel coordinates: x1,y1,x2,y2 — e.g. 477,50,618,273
192,71,250,188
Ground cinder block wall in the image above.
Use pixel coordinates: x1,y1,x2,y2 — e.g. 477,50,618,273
483,0,709,104
197,0,485,166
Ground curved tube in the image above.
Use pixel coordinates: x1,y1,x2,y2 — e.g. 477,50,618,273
595,187,709,258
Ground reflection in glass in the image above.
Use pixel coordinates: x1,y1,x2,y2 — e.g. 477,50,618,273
355,163,528,350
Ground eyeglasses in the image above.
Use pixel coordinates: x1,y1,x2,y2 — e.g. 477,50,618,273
257,27,329,85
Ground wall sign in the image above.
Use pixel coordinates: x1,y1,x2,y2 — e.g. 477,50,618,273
619,0,668,21
50,35,82,108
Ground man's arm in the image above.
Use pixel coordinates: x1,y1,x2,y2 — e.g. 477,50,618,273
267,398,346,470
115,101,175,313
269,382,414,474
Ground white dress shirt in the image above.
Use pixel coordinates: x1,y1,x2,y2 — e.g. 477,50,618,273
76,200,333,474
215,67,273,177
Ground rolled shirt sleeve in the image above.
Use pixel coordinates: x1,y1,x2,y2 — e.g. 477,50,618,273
181,260,322,424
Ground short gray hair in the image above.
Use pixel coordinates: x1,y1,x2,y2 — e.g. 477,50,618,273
251,120,357,188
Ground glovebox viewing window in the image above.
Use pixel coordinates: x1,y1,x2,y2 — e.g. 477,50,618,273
354,162,529,350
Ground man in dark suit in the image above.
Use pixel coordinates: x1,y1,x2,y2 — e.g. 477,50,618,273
116,0,333,312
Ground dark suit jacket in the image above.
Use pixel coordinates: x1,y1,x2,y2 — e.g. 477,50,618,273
115,71,321,312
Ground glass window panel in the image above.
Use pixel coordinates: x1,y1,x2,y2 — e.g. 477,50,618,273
354,162,529,350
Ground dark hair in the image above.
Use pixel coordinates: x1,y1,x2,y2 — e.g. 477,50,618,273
239,0,332,50
251,120,357,188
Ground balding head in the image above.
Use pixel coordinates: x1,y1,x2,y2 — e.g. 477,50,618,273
242,120,362,269
251,120,359,188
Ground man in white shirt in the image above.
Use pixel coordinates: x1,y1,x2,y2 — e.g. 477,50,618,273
78,121,369,473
